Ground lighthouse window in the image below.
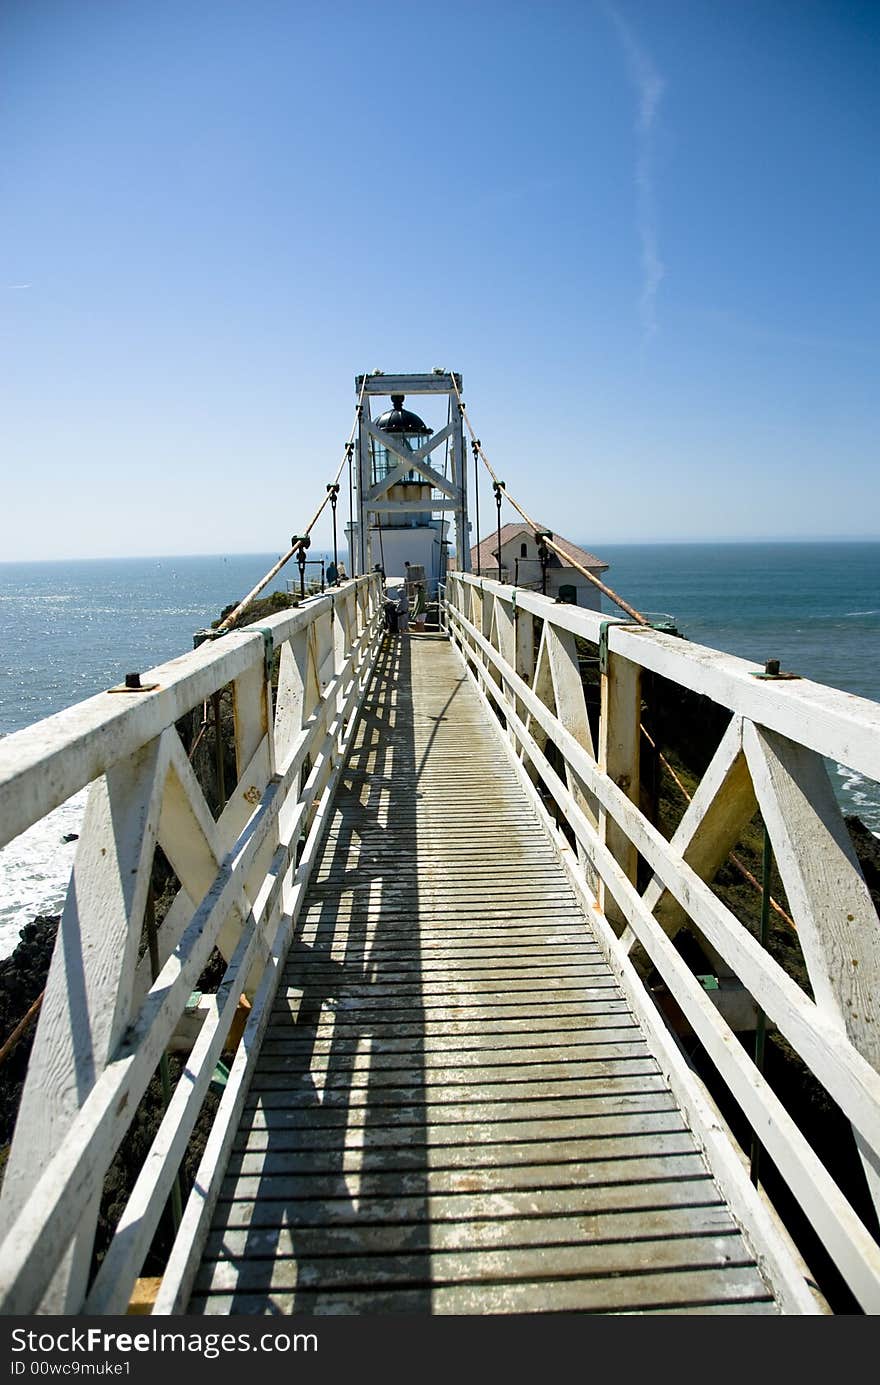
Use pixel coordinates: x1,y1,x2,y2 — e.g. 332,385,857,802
371,443,390,482
407,434,427,482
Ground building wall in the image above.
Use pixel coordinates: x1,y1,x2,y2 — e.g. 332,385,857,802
554,574,601,610
495,541,602,609
370,525,445,591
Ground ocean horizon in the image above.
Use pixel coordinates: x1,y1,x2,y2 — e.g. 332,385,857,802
3,533,880,571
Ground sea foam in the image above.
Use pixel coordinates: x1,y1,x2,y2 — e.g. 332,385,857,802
0,790,87,959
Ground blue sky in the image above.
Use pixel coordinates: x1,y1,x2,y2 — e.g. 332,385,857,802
2,0,878,559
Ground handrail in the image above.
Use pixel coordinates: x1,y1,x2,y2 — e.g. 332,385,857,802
448,372,650,625
0,575,384,1314
443,571,880,1312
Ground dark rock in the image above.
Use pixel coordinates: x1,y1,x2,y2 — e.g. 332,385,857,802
61,833,78,843
212,589,299,632
0,916,60,1152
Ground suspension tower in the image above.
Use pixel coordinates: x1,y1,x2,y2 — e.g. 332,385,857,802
347,371,471,588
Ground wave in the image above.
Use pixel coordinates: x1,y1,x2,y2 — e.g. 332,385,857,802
834,763,880,839
0,594,73,604
0,790,87,960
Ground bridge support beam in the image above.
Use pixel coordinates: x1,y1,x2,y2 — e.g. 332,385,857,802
599,648,641,934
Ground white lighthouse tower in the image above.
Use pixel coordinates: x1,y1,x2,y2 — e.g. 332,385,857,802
346,371,471,591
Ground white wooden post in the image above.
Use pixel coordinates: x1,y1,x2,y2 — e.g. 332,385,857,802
744,721,880,1214
486,593,508,696
333,594,352,750
0,737,167,1310
491,593,517,746
515,606,535,686
626,716,756,946
468,583,485,683
599,647,641,933
547,624,599,887
522,621,553,785
207,658,272,969
274,633,306,771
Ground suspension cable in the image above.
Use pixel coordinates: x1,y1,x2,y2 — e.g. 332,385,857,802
449,375,649,626
212,373,370,636
450,376,798,938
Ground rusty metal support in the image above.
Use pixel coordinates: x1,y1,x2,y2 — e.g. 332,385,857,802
473,439,482,576
211,691,226,810
536,530,552,596
493,480,504,583
346,442,354,577
327,482,340,584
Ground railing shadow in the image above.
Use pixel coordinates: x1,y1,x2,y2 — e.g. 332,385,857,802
219,633,430,1311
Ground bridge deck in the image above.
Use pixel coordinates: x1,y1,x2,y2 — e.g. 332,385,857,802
191,636,778,1314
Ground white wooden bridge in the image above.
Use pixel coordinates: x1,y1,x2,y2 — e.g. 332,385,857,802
1,387,880,1314
1,573,879,1315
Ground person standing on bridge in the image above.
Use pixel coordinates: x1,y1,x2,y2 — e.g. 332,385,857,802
396,586,410,635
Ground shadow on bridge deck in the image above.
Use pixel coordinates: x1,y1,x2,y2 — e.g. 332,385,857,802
191,635,778,1315
201,637,432,1311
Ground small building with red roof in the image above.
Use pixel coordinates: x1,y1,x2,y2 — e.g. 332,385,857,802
469,523,608,609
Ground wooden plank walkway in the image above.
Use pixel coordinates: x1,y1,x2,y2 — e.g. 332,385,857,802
190,635,778,1314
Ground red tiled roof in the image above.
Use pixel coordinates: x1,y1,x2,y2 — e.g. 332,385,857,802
469,522,608,574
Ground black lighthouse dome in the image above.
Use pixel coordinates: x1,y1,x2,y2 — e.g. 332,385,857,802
375,394,433,436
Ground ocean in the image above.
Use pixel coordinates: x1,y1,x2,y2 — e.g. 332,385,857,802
0,542,877,958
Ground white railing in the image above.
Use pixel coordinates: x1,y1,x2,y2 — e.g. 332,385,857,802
0,575,384,1314
445,571,880,1313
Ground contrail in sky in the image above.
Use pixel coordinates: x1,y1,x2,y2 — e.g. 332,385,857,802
6,283,32,289
605,4,665,345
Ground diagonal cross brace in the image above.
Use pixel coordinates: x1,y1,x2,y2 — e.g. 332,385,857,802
364,421,457,502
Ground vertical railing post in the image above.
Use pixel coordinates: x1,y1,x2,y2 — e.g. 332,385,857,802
598,631,641,933
327,483,340,584
346,441,354,576
750,818,773,1186
493,481,504,581
0,738,167,1310
473,440,482,575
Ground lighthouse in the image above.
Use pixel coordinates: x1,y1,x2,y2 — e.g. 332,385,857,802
347,371,471,591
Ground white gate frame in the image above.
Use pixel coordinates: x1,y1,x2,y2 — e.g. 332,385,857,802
352,371,470,578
